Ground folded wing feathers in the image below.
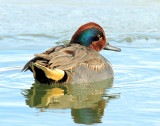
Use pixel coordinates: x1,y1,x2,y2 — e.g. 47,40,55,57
23,44,105,72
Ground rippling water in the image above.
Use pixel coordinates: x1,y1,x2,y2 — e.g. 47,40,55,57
0,0,160,125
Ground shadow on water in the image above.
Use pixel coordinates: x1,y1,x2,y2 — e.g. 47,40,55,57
22,78,119,124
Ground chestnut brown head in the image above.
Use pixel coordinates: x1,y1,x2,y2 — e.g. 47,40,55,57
70,22,121,52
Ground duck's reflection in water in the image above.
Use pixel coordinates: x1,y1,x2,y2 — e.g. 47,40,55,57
22,78,119,124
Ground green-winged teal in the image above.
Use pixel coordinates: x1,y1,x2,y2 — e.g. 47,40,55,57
22,22,121,84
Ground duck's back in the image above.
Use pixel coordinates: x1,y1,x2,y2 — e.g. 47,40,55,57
23,44,114,84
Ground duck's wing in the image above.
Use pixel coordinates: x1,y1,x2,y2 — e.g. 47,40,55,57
22,44,106,72
21,45,60,72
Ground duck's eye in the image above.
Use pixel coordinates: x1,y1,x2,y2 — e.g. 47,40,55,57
92,35,101,41
97,34,101,39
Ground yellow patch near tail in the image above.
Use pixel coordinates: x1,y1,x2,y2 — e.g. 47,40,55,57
30,62,65,81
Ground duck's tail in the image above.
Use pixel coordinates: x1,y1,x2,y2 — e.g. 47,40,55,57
30,62,68,83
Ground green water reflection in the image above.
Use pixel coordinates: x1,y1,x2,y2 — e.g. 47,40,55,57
23,78,119,124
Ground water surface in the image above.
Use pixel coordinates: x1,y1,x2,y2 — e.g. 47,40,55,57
0,0,160,126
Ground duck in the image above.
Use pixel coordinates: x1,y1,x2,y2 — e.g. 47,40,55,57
22,22,121,84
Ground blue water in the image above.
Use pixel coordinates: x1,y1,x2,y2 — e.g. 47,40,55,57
0,0,160,125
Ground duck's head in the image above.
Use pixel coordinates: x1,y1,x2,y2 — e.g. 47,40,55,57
70,22,121,52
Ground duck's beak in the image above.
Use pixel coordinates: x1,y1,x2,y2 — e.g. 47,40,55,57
103,43,121,52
